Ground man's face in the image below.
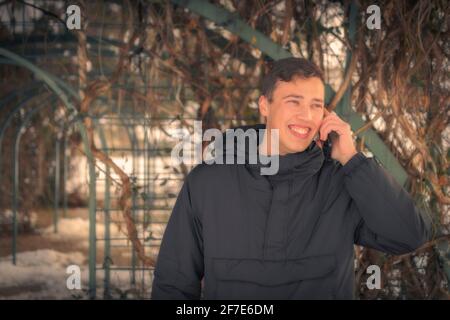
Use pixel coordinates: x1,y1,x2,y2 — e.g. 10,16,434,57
259,76,325,155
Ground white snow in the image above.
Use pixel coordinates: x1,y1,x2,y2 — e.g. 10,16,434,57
0,216,155,299
0,249,151,299
0,249,87,299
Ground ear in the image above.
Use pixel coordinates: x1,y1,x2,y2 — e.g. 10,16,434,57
258,95,269,117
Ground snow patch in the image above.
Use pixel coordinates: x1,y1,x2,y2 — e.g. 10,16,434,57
0,250,86,299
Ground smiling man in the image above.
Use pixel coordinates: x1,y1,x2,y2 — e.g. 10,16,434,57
151,57,430,300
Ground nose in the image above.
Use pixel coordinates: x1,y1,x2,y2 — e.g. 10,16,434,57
294,103,312,121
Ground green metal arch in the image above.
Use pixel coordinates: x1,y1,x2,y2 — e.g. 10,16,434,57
0,47,98,298
11,96,59,263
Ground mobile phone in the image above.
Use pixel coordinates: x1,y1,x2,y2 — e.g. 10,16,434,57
321,107,338,160
322,131,339,160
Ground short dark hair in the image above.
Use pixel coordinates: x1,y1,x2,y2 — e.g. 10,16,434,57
261,57,325,102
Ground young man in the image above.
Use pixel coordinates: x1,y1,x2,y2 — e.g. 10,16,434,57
151,58,430,300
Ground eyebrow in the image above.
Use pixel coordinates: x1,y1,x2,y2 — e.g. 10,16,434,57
282,94,324,104
282,94,303,100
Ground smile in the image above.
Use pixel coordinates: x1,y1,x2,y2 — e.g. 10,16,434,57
288,124,311,139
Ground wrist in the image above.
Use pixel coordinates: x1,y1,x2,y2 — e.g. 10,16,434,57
340,150,358,166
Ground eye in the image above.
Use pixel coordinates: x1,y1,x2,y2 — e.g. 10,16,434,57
312,104,323,109
287,100,299,105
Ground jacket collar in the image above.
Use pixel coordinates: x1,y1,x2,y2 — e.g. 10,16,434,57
226,124,325,184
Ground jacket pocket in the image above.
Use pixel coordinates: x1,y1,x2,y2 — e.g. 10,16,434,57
211,254,336,299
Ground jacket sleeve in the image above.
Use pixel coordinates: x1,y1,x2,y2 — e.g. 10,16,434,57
342,152,431,255
151,177,204,299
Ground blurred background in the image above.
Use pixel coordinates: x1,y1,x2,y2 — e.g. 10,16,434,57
0,0,448,299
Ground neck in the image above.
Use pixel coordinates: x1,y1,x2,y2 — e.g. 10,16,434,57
259,128,285,156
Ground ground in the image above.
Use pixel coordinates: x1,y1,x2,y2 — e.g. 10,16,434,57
0,208,154,299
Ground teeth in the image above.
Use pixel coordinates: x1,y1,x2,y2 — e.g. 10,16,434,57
290,126,310,134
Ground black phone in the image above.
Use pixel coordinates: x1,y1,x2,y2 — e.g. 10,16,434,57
322,131,339,160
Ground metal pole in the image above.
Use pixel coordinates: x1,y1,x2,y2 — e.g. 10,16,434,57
95,119,112,299
88,143,97,299
54,134,61,233
62,130,69,218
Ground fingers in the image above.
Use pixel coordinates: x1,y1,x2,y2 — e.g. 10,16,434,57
323,109,338,120
321,110,339,127
319,120,347,141
319,112,349,140
319,110,353,141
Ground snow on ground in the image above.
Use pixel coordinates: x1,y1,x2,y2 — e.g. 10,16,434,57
0,249,151,299
0,216,154,299
0,249,87,299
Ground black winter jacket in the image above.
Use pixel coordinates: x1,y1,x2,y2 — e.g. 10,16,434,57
152,124,430,299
